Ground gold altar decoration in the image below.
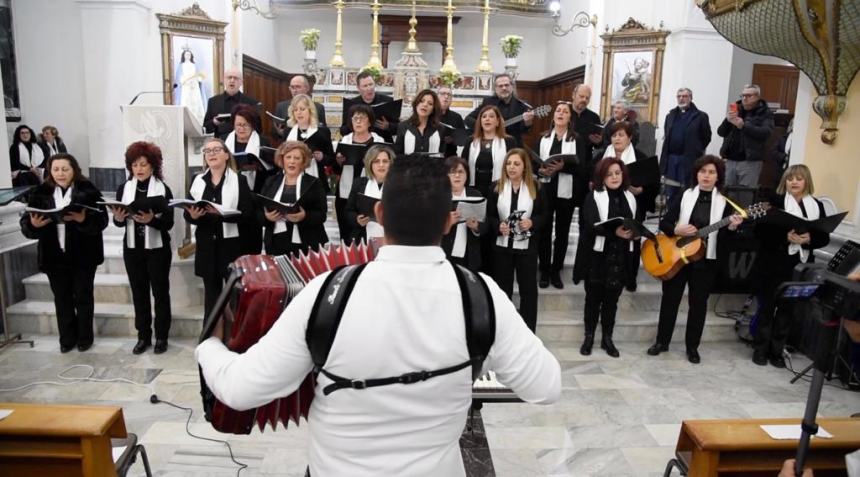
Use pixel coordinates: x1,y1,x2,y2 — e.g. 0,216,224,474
476,0,493,72
440,0,461,77
330,0,346,67
700,0,860,144
364,0,383,70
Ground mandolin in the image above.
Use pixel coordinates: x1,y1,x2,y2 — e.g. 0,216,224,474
641,202,768,281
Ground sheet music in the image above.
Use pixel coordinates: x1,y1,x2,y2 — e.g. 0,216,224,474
456,200,486,223
760,424,833,440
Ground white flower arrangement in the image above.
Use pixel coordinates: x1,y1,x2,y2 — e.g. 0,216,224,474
439,70,462,87
300,28,321,51
499,34,524,58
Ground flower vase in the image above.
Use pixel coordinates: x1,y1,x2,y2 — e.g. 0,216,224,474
505,57,517,67
305,50,317,60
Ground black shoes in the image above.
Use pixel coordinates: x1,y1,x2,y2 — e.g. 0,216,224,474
580,334,594,356
133,339,151,355
601,337,620,358
769,355,786,368
77,342,93,352
539,272,550,289
154,339,168,354
687,349,701,364
60,344,74,353
752,351,768,366
550,271,564,290
647,342,668,356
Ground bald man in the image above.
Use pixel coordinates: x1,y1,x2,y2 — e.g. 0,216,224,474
203,67,259,139
570,84,603,206
272,74,327,139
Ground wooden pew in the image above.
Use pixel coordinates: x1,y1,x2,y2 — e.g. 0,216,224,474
673,417,860,476
0,402,127,477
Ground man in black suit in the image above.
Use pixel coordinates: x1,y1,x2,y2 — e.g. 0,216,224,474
437,85,465,157
272,74,328,140
660,87,712,199
464,73,534,147
203,67,259,139
339,71,399,142
570,83,603,206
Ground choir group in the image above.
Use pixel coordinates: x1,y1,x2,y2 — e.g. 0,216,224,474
12,71,829,368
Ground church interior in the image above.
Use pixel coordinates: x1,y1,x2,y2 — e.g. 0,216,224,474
0,0,859,475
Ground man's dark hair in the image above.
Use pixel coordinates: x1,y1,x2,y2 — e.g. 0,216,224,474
356,71,375,85
382,155,452,245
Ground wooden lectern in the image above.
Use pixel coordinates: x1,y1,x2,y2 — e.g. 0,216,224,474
0,402,127,477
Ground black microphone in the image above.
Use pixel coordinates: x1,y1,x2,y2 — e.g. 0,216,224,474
129,91,165,106
150,394,160,404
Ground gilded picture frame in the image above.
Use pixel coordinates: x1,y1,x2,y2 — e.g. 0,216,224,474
156,4,228,108
599,18,669,124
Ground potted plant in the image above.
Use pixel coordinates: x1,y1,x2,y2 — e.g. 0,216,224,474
499,34,523,66
300,28,321,59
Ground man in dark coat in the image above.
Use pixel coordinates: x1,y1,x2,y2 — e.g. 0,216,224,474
464,73,534,147
272,74,327,140
339,71,399,142
660,87,712,200
570,84,603,207
437,85,466,157
203,67,259,139
718,83,774,188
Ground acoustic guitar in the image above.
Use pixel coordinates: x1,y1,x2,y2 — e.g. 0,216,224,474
504,104,552,127
641,202,767,281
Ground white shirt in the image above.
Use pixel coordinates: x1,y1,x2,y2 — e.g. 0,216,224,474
196,245,561,477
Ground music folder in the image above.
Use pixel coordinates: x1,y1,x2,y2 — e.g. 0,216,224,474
97,197,168,215
594,217,654,240
233,151,274,172
545,154,578,167
168,199,241,217
25,203,102,221
256,193,302,215
440,122,472,147
763,209,848,235
626,156,660,187
357,193,380,220
372,99,403,122
336,143,368,166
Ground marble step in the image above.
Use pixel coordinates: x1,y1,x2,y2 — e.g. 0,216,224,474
6,300,206,338
23,269,202,307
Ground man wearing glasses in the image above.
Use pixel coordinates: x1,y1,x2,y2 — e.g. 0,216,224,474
659,87,712,200
464,73,534,147
272,74,328,140
718,84,774,188
203,67,260,139
437,86,466,157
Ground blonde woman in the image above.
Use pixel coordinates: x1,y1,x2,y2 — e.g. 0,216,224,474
283,93,334,192
344,144,394,243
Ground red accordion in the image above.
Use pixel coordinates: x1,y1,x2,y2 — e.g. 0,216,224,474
199,242,377,434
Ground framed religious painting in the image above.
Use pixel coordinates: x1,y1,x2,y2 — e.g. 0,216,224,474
156,4,227,124
599,18,669,125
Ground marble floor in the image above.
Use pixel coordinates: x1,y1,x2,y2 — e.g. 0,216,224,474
0,335,858,476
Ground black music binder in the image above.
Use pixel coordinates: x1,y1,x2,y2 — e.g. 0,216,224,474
256,193,302,215
335,143,368,166
763,209,848,235
594,217,654,239
626,156,660,187
357,193,380,220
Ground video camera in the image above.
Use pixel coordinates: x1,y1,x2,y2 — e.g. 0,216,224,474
778,262,860,323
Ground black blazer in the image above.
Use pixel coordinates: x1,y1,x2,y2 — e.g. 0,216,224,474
38,139,68,157
754,193,829,279
593,146,659,220
272,99,328,139
441,187,487,271
284,126,335,194
344,176,382,243
257,172,328,255
20,180,108,272
487,181,547,255
440,109,465,157
203,91,259,138
394,121,445,156
572,190,638,289
112,180,174,248
464,95,532,147
339,93,399,142
184,170,255,279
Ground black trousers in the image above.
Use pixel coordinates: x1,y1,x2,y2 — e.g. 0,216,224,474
656,260,716,351
47,265,97,348
538,196,575,274
334,197,352,245
754,265,793,357
494,250,538,332
583,281,623,337
124,246,172,341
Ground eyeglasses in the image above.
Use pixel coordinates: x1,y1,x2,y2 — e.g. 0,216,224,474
448,170,466,176
202,147,225,155
234,123,251,129
740,93,757,98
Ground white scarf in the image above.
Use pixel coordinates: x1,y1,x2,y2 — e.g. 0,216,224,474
602,142,637,166
364,178,384,239
539,131,576,199
337,132,382,199
403,126,441,155
679,186,726,260
592,189,637,252
18,142,45,169
189,169,240,239
53,185,73,252
46,141,59,157
451,189,469,258
226,130,261,190
121,178,166,249
785,194,820,263
495,180,534,250
287,125,320,178
271,173,303,242
468,138,507,187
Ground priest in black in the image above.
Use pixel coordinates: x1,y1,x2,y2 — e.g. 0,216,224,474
339,71,399,142
203,67,259,139
464,73,534,147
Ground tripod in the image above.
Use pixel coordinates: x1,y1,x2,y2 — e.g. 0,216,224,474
790,316,858,387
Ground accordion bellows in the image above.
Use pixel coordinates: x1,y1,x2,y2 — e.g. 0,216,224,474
200,241,377,434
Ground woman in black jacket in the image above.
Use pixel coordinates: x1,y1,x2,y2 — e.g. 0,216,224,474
38,125,68,158
572,157,639,358
258,141,328,256
20,153,108,352
441,156,486,271
344,144,394,244
10,124,45,186
283,94,335,193
394,89,444,156
487,148,547,332
225,104,270,255
596,121,658,222
752,164,829,368
108,141,174,355
185,137,255,318
647,155,743,364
